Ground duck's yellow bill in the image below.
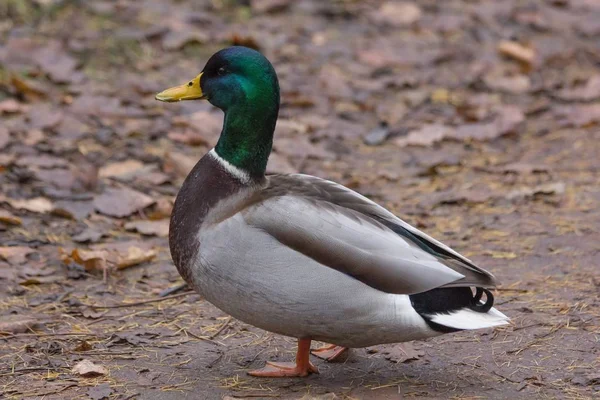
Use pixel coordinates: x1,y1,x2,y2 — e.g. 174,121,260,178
155,73,205,102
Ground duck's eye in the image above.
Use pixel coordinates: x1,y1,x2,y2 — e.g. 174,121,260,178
217,67,226,76
187,81,193,87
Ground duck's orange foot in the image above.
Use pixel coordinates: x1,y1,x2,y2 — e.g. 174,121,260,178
248,360,319,377
311,344,349,362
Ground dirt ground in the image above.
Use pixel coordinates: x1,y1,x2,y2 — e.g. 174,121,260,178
1,0,599,399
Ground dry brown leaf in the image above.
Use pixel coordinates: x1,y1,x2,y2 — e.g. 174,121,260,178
0,99,28,114
72,359,108,378
485,251,518,259
93,187,154,218
28,103,64,130
10,74,47,99
379,342,424,363
117,247,157,269
267,152,297,174
498,41,535,66
33,41,79,84
371,2,422,27
0,154,16,167
484,74,531,94
147,198,173,220
0,210,22,225
99,160,145,179
251,0,291,14
16,155,68,168
555,104,600,127
555,75,600,102
124,220,169,237
506,182,566,200
163,151,197,178
0,317,39,335
0,195,53,213
0,246,35,265
88,383,112,400
162,29,209,51
395,124,452,147
62,248,108,273
0,126,10,150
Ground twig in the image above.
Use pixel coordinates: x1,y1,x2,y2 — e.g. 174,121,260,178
496,288,529,293
492,370,521,384
174,324,225,346
90,291,194,309
0,367,68,377
159,283,189,297
210,317,232,339
1,332,91,340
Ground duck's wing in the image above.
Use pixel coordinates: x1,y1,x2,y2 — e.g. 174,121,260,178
242,174,497,295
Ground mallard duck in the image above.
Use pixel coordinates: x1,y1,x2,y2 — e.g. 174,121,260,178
155,46,509,377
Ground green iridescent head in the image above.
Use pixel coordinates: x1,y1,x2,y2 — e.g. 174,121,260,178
156,46,280,178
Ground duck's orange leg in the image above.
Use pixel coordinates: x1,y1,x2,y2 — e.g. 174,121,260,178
248,338,319,377
311,344,349,362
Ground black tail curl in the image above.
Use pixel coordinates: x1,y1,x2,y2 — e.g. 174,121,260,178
470,288,494,313
409,286,495,333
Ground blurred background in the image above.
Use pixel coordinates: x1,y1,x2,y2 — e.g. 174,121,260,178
1,1,599,399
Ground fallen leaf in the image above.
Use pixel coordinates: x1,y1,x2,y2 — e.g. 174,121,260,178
484,74,531,94
0,247,35,265
555,104,600,127
485,251,518,259
299,394,338,400
147,198,173,220
117,247,157,269
23,129,45,146
274,136,334,160
72,359,108,378
506,182,566,200
52,200,95,220
87,383,112,400
0,126,10,150
162,29,209,51
99,160,145,180
371,2,422,27
93,187,154,218
0,99,28,114
19,276,63,285
420,187,493,208
163,151,197,178
498,40,536,66
395,124,452,147
0,210,22,226
489,163,550,175
168,129,210,146
16,155,68,168
0,195,53,213
555,75,600,102
33,41,79,84
251,0,291,14
62,248,108,273
266,152,297,174
125,220,169,237
10,74,47,99
0,317,38,335
73,340,93,352
72,228,107,243
27,103,63,130
35,169,77,189
379,342,424,363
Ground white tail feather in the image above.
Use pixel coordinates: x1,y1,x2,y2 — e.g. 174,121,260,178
427,307,509,330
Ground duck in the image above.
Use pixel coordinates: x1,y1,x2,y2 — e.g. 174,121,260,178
155,46,509,378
